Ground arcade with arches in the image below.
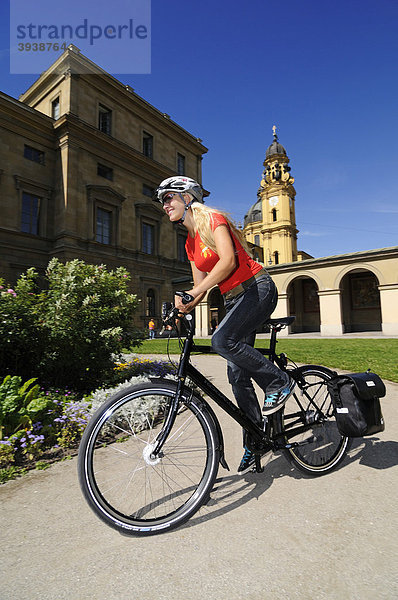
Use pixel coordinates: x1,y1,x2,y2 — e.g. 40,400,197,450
195,247,397,337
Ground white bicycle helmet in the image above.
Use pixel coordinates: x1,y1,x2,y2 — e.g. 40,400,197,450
154,176,204,203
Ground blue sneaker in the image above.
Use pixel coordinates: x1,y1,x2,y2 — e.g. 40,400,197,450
237,447,256,474
262,378,295,415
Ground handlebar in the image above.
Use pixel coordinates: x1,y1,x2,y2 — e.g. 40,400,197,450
161,291,194,329
175,291,195,304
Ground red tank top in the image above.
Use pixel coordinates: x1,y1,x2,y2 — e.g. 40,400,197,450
185,212,263,294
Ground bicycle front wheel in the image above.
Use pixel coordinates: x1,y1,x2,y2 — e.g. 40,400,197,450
78,382,220,535
276,366,351,475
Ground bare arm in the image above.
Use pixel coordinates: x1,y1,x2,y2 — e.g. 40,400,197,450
174,224,236,311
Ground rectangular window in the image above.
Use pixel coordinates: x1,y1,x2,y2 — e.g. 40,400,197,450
96,208,112,244
98,104,112,135
142,184,154,197
142,222,154,254
24,144,45,165
177,234,188,262
143,132,153,158
254,234,260,246
177,153,185,175
52,97,60,120
21,192,39,234
97,163,114,181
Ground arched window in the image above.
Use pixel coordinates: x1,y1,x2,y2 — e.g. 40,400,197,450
146,289,156,317
272,209,277,222
254,234,260,246
274,251,279,265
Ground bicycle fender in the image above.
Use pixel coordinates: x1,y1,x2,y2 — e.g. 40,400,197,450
149,377,230,471
290,364,335,383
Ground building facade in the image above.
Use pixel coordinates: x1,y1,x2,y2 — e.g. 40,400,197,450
195,131,398,336
0,45,207,329
269,246,398,336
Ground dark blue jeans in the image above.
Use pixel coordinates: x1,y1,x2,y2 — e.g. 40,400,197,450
211,274,289,443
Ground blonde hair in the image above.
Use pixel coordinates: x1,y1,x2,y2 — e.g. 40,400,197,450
189,200,250,255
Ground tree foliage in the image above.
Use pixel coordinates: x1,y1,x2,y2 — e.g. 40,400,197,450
0,259,143,391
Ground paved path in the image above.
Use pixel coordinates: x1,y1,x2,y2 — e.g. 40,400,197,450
1,355,397,600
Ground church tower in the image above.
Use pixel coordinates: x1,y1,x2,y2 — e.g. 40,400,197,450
244,127,298,265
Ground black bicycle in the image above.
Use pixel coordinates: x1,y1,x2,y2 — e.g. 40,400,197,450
78,301,351,536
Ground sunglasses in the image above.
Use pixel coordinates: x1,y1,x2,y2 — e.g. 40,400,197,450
161,192,180,204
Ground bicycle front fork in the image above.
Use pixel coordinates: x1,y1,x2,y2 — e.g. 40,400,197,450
151,381,186,457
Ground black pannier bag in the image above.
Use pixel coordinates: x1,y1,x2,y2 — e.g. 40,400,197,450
327,372,386,438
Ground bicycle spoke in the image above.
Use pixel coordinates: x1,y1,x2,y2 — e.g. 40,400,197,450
279,368,350,474
80,386,218,530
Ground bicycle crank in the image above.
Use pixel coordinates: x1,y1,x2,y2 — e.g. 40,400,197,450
277,435,320,450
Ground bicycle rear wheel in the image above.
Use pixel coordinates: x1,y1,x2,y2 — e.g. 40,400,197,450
78,381,220,535
276,366,351,475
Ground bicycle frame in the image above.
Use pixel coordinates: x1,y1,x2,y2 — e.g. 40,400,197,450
152,314,300,459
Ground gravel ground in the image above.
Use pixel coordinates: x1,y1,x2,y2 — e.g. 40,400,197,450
1,354,397,600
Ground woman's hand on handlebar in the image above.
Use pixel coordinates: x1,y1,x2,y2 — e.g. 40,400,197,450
174,290,195,313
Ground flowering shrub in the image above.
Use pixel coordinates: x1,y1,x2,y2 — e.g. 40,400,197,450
0,386,91,481
54,400,91,448
0,358,177,482
110,357,177,385
89,358,176,412
0,440,15,468
0,272,46,380
0,259,144,392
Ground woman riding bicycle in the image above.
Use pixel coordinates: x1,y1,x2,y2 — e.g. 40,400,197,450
154,176,294,473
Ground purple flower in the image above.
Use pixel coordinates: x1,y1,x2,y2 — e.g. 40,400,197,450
20,443,27,448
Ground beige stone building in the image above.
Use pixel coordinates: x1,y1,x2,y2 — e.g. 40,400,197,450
196,131,398,337
0,45,207,330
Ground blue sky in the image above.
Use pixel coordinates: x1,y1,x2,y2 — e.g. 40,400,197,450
1,0,397,258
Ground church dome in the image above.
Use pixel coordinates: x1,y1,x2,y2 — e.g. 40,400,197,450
265,138,287,158
244,197,262,227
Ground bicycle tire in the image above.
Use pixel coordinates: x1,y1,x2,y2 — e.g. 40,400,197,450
276,365,351,475
78,381,220,536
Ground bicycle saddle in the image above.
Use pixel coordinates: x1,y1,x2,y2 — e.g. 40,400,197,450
266,316,296,327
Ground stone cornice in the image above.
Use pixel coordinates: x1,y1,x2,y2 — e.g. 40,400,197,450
134,200,165,220
0,91,53,125
267,246,398,273
86,184,126,203
53,113,178,180
14,174,53,197
378,283,398,291
18,47,208,155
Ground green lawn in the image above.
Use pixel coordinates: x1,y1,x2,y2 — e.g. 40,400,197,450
130,338,398,382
